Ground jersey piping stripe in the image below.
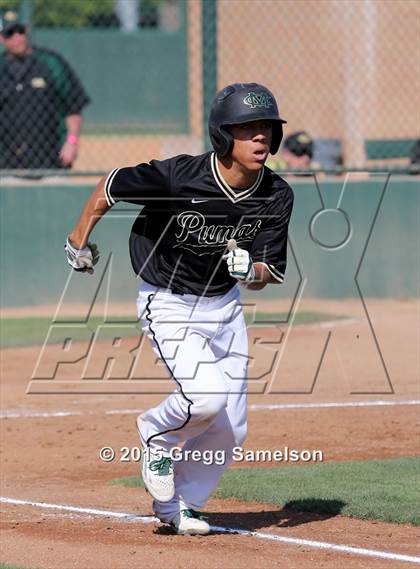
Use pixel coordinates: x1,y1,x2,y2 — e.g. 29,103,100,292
262,263,284,283
143,293,193,446
210,153,264,203
104,168,120,206
212,152,263,202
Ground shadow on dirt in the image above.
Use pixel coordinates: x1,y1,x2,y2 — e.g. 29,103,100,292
208,499,347,531
153,499,346,534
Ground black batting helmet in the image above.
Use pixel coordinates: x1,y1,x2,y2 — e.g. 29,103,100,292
208,83,287,157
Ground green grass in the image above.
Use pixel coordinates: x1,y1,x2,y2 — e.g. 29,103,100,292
0,316,140,349
245,311,344,325
113,457,420,526
0,312,345,348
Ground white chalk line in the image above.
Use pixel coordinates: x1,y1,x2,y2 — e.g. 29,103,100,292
248,399,420,411
1,496,419,564
315,317,358,329
0,496,156,523
0,410,84,419
1,399,419,419
0,408,145,419
105,408,144,415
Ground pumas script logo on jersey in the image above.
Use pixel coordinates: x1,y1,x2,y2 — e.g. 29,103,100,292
174,211,262,254
243,91,273,109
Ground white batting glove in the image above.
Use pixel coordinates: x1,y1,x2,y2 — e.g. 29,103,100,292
65,237,100,275
223,247,256,282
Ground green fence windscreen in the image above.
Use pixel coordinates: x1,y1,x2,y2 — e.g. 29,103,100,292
1,176,418,307
33,24,189,134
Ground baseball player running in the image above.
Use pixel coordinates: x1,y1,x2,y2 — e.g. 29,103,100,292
65,83,294,535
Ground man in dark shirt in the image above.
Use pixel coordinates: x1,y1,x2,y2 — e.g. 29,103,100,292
65,83,294,536
278,130,314,169
0,10,90,169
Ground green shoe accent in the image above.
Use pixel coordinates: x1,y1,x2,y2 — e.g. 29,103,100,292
182,509,207,520
171,509,211,535
149,456,173,477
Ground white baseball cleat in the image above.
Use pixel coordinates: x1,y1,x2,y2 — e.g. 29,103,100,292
171,509,210,536
142,448,175,503
137,417,175,503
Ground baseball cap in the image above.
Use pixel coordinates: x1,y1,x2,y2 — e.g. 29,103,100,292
0,9,26,36
283,131,314,158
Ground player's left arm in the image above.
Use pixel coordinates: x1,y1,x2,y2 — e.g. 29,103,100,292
244,262,277,290
225,183,294,290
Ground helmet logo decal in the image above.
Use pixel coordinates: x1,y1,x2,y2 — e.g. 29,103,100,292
243,92,273,109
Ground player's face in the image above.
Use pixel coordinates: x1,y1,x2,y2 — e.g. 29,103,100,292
0,25,29,56
229,120,273,171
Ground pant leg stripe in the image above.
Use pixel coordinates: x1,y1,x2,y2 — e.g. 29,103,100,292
144,293,193,447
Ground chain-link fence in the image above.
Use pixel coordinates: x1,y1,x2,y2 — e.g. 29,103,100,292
0,0,419,174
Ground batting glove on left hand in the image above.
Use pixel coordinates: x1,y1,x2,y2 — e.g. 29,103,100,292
65,237,100,275
223,247,256,282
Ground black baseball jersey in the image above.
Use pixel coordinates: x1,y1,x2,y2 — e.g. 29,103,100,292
0,46,90,169
105,151,293,296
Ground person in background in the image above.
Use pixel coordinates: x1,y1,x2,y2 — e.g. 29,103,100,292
409,139,420,169
0,9,90,170
278,131,314,170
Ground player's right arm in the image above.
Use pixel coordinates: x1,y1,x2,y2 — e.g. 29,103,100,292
68,176,110,249
68,158,171,248
65,159,171,273
64,176,110,274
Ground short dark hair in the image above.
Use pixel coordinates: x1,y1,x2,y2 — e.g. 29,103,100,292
284,131,314,159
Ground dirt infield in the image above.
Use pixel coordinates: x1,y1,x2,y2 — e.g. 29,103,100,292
1,299,419,569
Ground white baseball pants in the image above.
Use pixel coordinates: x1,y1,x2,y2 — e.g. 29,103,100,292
136,281,248,522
